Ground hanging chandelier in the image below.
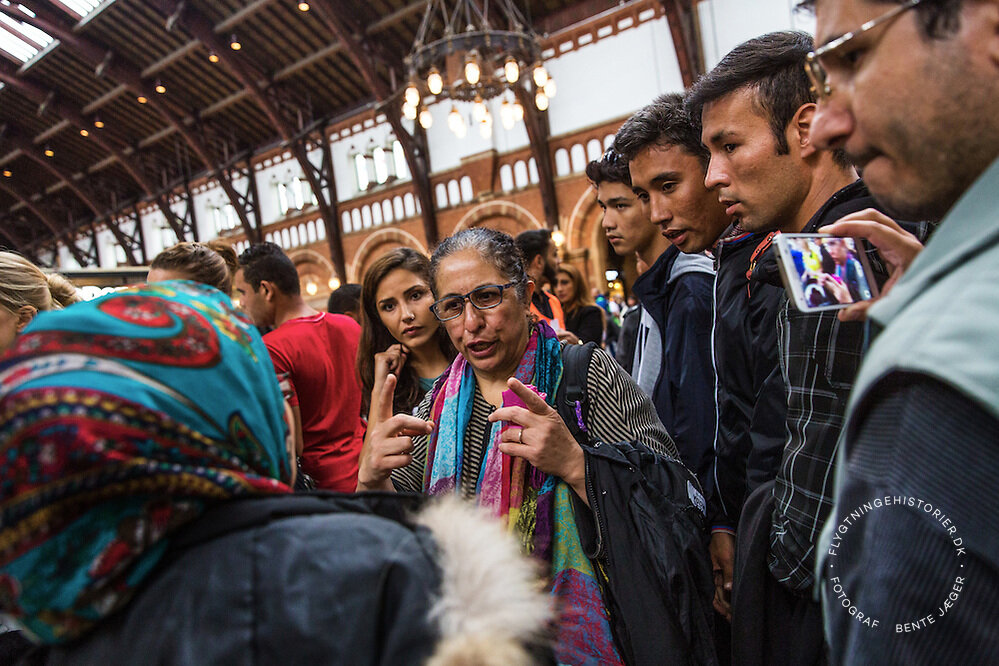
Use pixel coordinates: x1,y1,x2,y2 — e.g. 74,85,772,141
402,0,556,138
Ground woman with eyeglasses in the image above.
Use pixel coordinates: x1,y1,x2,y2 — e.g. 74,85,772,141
0,281,553,664
356,228,714,665
357,248,455,423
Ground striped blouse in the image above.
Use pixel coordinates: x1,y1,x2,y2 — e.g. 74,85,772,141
391,345,679,496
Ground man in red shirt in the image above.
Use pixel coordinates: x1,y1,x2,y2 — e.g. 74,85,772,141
234,242,363,491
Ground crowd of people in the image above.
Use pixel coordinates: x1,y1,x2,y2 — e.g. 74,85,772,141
0,1,997,662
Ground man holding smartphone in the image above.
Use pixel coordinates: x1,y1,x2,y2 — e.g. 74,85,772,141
801,0,999,662
685,31,899,665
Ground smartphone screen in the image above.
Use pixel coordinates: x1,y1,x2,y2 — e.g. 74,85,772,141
774,234,879,312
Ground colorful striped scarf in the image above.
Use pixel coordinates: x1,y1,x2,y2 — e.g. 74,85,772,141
424,321,623,665
0,281,291,644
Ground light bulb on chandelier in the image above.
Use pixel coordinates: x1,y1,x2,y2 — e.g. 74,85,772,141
532,63,548,87
427,67,444,95
504,57,520,84
419,108,434,129
404,83,421,107
464,53,481,85
500,99,515,130
535,91,549,111
403,102,418,120
473,96,487,123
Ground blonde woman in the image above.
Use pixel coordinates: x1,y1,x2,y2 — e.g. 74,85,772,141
0,251,79,353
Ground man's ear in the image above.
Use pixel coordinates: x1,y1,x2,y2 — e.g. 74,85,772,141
259,280,276,303
15,305,37,334
791,102,818,158
529,254,544,277
524,279,536,305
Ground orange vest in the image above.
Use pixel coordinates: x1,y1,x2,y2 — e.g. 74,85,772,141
530,289,565,330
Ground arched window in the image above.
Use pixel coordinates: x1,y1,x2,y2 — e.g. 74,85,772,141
354,153,370,191
393,141,409,179
513,160,528,189
404,193,416,218
341,212,351,233
587,139,602,162
372,202,383,226
351,208,362,232
290,225,300,247
382,199,393,223
435,183,448,209
447,180,461,207
373,147,389,184
459,176,473,202
307,220,317,243
570,144,586,173
393,196,404,220
528,157,539,184
500,164,514,192
555,148,571,177
281,228,291,247
361,205,373,228
317,220,327,240
276,182,290,213
603,134,615,150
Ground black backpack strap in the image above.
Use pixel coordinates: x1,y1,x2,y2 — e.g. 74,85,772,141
556,342,597,445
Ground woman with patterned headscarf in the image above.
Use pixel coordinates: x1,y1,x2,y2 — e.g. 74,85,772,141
0,281,551,664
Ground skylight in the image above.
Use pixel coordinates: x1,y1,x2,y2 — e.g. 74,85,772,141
0,11,53,63
54,0,103,19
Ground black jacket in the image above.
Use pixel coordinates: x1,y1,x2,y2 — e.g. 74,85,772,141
631,246,717,496
707,232,786,531
28,494,443,665
572,438,717,666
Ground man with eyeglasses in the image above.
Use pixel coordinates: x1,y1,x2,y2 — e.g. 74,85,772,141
799,0,999,662
685,31,915,665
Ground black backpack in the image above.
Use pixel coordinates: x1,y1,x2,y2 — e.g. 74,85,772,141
555,343,718,666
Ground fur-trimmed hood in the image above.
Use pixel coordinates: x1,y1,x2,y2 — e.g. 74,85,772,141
417,497,554,666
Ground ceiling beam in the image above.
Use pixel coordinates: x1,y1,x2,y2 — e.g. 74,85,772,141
149,0,348,279
10,0,262,243
662,0,704,88
308,0,439,247
0,181,89,265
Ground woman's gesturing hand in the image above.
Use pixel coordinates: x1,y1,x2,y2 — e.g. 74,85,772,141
489,377,587,503
819,208,923,322
368,344,409,423
357,373,433,492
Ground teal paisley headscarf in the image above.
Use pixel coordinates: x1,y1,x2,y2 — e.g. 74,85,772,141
0,281,291,644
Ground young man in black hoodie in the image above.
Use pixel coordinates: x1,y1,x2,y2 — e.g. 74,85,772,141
686,31,902,665
586,135,716,498
613,92,788,638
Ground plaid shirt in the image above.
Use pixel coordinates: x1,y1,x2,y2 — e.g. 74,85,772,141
760,181,892,592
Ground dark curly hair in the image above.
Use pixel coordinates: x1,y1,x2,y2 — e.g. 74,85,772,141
613,92,708,167
237,242,300,295
796,0,963,38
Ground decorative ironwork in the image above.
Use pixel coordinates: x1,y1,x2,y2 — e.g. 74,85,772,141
402,0,556,138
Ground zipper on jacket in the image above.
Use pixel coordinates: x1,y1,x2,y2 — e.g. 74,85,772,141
583,449,608,561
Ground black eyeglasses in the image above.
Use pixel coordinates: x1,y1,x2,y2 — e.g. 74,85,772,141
430,282,517,321
805,0,924,99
